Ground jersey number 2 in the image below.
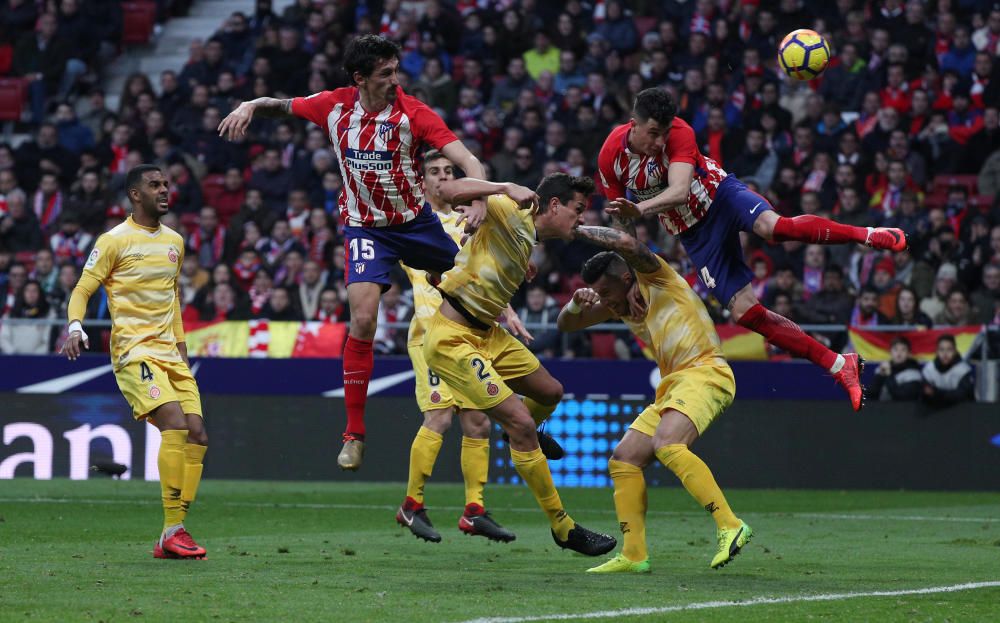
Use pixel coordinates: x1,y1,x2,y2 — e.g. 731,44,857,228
349,239,375,261
139,362,154,382
470,358,491,380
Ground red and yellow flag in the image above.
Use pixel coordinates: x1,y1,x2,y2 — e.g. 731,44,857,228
849,326,981,361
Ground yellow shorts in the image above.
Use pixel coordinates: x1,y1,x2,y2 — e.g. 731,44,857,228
114,357,202,420
422,312,540,410
408,340,456,413
630,364,735,437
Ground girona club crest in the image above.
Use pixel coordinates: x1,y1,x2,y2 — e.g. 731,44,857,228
149,385,161,399
167,246,179,263
486,382,499,397
430,391,441,404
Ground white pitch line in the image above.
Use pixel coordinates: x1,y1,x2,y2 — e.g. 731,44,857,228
456,581,1000,623
0,497,997,523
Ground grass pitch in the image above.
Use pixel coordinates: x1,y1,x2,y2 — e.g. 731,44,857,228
1,479,998,622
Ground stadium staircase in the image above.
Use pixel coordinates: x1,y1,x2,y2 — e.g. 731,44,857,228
103,0,295,112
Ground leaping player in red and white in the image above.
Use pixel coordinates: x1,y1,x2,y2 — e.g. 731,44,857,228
598,89,908,411
220,35,489,469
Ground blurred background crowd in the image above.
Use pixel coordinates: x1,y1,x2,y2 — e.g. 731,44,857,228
0,0,999,363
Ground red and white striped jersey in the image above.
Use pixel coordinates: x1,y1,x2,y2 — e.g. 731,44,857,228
597,118,727,235
291,86,458,227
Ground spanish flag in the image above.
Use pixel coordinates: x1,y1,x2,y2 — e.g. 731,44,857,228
849,326,981,361
716,325,769,360
182,320,348,358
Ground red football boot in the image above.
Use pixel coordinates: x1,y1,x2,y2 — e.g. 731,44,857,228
162,528,207,559
152,541,177,559
865,227,908,252
833,353,866,412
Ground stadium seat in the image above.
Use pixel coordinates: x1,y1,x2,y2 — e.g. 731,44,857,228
201,173,225,206
931,174,978,196
635,16,659,38
0,77,27,137
121,2,157,46
589,332,618,359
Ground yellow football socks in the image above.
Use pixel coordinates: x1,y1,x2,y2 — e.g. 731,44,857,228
406,426,443,504
180,443,207,520
158,429,188,529
609,459,648,562
510,446,574,540
655,444,741,530
461,436,489,507
523,397,556,426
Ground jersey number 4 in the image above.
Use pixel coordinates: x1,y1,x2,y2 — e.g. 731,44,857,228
349,238,375,261
139,362,154,382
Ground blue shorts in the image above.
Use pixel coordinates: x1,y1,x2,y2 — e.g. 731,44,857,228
678,175,773,307
343,205,459,289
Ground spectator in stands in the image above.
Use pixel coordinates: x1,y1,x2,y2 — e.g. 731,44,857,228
249,148,292,211
799,264,854,325
870,336,923,402
48,211,92,267
871,257,902,319
851,286,890,327
971,264,1000,323
54,102,95,155
297,259,325,320
190,206,226,269
32,172,64,233
165,160,202,214
728,126,778,193
920,262,959,320
0,190,41,252
372,280,408,355
935,288,974,326
258,285,302,321
0,279,53,353
892,286,933,327
17,123,79,187
30,248,57,297
316,287,346,322
922,334,976,406
516,283,562,357
67,169,109,235
192,281,249,322
12,12,83,125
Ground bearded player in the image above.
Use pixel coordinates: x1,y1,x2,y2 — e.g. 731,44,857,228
62,165,208,560
559,222,750,572
219,35,488,470
599,89,909,411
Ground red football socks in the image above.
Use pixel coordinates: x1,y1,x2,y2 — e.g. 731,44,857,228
771,215,867,245
343,335,373,438
737,303,838,370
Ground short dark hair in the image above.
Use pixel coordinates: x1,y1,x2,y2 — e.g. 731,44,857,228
581,251,629,285
344,34,401,80
633,88,676,126
860,285,879,297
535,172,595,215
422,149,450,170
937,334,957,348
125,164,162,195
891,336,912,350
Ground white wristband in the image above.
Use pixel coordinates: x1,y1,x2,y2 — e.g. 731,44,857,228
68,320,83,334
566,299,582,314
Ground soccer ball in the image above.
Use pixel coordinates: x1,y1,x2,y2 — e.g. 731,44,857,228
778,29,831,81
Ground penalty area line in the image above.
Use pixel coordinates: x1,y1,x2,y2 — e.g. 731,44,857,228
456,581,1000,623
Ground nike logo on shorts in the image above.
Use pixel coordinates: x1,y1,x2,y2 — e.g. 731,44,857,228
750,202,762,214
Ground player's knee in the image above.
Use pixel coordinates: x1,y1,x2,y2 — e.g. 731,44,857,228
465,418,490,438
423,409,453,434
188,428,208,446
504,412,536,445
350,311,378,339
539,379,563,406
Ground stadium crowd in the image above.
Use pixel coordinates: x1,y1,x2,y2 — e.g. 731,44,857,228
1,0,999,364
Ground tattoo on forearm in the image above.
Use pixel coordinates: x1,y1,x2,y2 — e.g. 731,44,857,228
576,226,659,272
609,212,637,237
252,97,293,117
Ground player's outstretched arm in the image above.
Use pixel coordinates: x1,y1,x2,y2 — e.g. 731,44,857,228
218,97,292,140
605,162,694,221
573,226,660,274
557,288,615,332
438,179,538,209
